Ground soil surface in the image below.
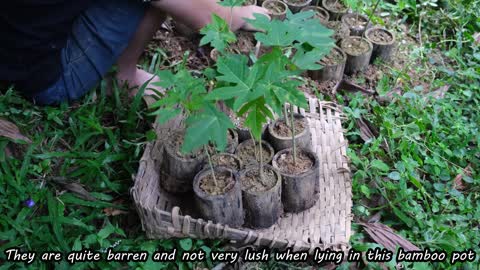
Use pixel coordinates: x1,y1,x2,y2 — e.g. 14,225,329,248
243,0,256,5
211,31,256,62
320,48,345,66
147,22,210,70
272,117,306,137
324,21,350,41
323,0,347,11
264,1,286,14
167,131,203,159
318,80,340,100
226,129,236,150
368,29,394,44
342,37,370,55
345,65,382,90
199,170,236,195
211,154,242,171
241,166,278,192
236,141,272,165
230,31,257,56
276,149,314,175
298,77,338,100
344,15,368,29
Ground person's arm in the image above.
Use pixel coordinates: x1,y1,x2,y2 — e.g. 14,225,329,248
151,0,268,31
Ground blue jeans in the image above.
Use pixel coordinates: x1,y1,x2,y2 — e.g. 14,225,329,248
30,0,146,106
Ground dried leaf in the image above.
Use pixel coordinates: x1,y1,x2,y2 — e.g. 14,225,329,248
356,118,389,152
50,177,96,201
453,164,472,191
356,118,376,142
377,87,402,104
339,79,375,95
0,118,31,143
360,222,420,252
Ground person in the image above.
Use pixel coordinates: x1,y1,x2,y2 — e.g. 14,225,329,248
0,0,268,105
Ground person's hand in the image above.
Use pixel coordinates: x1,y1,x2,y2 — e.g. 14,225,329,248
234,5,270,32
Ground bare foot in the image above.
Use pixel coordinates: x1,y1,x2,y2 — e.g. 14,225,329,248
116,68,164,98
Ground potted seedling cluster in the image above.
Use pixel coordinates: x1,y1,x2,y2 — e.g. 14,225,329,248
307,0,396,82
153,0,335,228
151,54,244,226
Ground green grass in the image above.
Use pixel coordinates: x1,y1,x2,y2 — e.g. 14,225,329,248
1,0,480,269
0,86,221,270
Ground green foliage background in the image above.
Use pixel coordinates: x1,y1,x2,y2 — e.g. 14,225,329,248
1,0,479,269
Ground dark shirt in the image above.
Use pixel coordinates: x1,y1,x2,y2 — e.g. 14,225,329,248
0,1,93,94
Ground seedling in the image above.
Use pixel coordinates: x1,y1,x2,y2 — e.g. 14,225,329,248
344,0,363,19
206,10,334,176
154,9,334,185
365,0,382,27
217,0,247,30
150,55,234,187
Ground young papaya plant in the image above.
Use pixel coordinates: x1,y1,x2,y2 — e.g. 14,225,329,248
150,56,234,186
365,0,382,27
216,0,247,30
344,0,367,34
206,10,335,172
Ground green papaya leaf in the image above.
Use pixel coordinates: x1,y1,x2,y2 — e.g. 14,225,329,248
200,14,236,52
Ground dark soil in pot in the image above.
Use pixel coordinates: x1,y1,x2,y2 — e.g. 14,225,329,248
322,0,348,20
364,27,396,63
193,167,244,226
322,21,350,42
301,6,330,23
253,41,273,59
272,147,319,213
230,113,267,142
240,164,282,228
340,36,373,75
284,0,312,13
235,139,274,167
308,46,346,82
262,0,288,20
205,129,238,155
267,113,311,152
208,153,243,172
341,13,372,36
210,31,256,62
161,130,206,193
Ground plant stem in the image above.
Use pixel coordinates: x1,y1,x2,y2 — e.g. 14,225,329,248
283,105,290,128
204,146,218,187
366,0,382,28
250,132,258,161
290,109,297,165
258,138,265,182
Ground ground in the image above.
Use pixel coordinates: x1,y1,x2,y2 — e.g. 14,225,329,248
1,1,479,269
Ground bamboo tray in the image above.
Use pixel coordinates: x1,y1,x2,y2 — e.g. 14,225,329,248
132,99,353,252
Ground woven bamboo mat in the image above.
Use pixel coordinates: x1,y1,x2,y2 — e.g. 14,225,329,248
132,98,352,252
